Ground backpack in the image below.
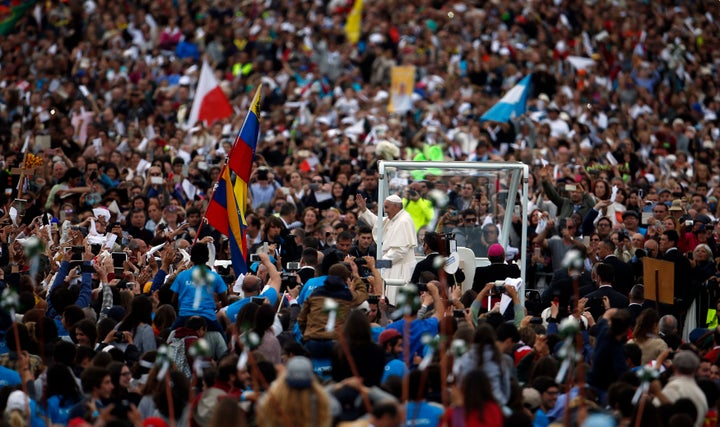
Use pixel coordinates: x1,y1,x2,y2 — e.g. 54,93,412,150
167,334,195,378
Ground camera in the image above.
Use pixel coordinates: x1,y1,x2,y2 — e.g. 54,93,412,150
354,257,367,266
453,309,465,319
416,282,428,292
367,295,380,304
281,272,299,291
685,220,694,227
115,331,125,342
492,280,506,295
286,262,301,271
249,254,261,262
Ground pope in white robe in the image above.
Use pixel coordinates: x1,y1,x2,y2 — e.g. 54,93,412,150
357,194,418,304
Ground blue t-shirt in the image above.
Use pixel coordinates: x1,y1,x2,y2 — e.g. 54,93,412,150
0,365,20,388
404,401,444,427
385,317,439,360
223,287,279,323
297,275,327,305
171,266,228,320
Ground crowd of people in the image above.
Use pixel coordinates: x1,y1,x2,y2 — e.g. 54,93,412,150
2,0,720,426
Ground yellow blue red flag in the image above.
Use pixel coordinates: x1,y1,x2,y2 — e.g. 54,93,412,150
205,85,263,276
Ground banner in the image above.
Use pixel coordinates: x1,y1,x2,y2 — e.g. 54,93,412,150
389,66,415,114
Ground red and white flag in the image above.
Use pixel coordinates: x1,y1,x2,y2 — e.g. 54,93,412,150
187,61,233,129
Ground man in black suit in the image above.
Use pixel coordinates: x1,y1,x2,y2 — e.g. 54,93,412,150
626,284,650,328
597,238,634,297
584,263,630,320
659,230,694,321
411,232,465,287
472,244,520,293
472,244,520,317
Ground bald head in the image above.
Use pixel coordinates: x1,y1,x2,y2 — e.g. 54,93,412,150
241,275,263,296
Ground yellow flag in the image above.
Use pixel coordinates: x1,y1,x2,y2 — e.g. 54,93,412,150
345,0,362,44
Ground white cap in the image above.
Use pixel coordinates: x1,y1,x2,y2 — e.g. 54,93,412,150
5,391,28,414
385,195,402,204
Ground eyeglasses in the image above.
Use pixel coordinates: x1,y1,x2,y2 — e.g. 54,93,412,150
464,218,477,223
312,179,323,183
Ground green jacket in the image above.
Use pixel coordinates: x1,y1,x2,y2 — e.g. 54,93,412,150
541,180,595,220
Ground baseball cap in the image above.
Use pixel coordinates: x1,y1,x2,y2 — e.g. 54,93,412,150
285,356,314,389
522,387,541,412
102,305,126,322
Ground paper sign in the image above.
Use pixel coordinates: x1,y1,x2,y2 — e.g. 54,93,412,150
610,185,618,203
79,85,90,97
182,179,197,201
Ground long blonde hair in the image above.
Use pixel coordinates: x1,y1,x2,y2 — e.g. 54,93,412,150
257,372,331,427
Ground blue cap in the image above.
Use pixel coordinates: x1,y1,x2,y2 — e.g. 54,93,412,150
381,359,407,384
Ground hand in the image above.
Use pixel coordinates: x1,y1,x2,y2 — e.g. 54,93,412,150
199,236,214,245
161,246,176,269
288,283,301,299
594,199,611,210
450,285,462,302
550,300,559,318
420,292,433,306
364,256,376,270
62,245,73,262
426,281,440,297
534,334,549,357
577,297,588,314
127,404,142,426
602,296,610,310
539,165,552,181
355,194,367,212
122,331,134,345
82,244,93,261
504,284,518,301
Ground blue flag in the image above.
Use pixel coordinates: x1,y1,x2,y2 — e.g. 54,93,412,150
480,74,532,123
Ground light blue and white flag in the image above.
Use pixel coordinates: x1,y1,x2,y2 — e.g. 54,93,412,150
480,74,532,123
